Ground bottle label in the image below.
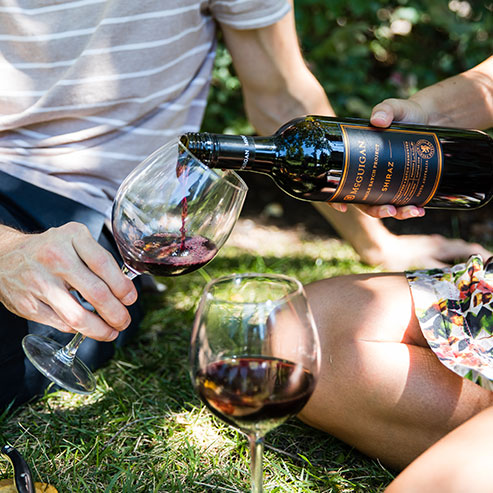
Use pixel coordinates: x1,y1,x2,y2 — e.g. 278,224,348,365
330,124,443,206
239,135,256,169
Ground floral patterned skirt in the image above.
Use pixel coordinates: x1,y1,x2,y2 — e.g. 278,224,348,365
406,255,493,390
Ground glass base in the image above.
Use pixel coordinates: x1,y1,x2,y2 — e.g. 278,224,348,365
22,334,96,394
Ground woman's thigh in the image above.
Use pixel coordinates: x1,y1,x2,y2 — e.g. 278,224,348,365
300,272,493,469
305,272,425,349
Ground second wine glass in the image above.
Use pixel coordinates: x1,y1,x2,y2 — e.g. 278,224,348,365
190,273,321,492
22,140,248,394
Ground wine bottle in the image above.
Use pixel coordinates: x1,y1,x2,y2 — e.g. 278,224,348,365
180,116,493,210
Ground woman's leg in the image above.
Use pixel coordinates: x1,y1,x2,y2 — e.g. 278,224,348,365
385,405,493,492
299,273,493,469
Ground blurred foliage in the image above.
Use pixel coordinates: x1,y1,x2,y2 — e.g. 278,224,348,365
202,0,492,134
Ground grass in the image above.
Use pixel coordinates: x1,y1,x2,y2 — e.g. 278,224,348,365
0,223,395,492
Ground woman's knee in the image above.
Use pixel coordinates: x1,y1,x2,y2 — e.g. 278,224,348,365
305,272,416,348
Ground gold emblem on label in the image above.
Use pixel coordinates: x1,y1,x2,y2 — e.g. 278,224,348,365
416,139,435,159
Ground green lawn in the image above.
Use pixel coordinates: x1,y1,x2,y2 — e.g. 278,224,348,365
0,223,394,492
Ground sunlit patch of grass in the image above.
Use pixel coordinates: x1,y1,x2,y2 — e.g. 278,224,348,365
173,408,233,455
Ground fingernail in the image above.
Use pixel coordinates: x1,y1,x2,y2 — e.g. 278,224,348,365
383,206,396,216
372,111,387,122
410,208,425,217
122,291,137,305
109,330,119,341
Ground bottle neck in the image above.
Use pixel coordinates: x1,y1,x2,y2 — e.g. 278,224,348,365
180,132,276,172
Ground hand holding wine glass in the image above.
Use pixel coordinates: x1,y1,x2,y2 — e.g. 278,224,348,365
22,140,247,394
190,273,320,492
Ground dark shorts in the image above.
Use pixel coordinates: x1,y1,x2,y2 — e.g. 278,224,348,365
0,171,143,411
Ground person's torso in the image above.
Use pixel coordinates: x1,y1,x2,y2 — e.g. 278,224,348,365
0,0,217,215
0,0,290,215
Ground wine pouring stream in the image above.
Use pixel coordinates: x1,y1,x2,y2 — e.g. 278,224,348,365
22,140,248,394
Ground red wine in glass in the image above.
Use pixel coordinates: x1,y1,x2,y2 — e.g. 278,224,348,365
115,232,218,277
195,356,315,436
113,156,216,277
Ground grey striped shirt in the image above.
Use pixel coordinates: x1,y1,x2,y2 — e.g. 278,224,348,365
0,0,290,216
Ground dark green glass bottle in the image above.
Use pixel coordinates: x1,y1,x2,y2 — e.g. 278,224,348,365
181,115,493,210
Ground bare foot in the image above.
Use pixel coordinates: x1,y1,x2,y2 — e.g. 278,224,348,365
360,233,492,271
312,202,491,271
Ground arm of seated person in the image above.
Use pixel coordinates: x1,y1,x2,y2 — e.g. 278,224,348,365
385,405,493,493
218,13,492,269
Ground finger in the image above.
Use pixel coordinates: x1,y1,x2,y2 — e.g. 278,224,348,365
357,204,397,218
371,98,428,127
70,227,137,305
357,204,426,220
475,246,493,260
65,272,132,334
43,284,122,341
370,102,396,128
419,257,449,269
391,206,426,220
327,203,347,212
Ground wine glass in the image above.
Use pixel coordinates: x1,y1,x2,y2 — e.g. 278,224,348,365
22,140,248,394
190,273,321,492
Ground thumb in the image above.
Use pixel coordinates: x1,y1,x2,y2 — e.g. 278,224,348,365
370,98,427,127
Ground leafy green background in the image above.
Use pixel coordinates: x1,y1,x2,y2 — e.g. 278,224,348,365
203,0,492,134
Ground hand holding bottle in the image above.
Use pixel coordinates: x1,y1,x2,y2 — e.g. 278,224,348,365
332,56,493,220
333,98,431,220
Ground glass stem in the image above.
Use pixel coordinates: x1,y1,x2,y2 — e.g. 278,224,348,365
249,434,264,493
54,332,86,365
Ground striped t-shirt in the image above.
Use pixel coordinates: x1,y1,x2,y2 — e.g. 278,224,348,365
0,0,290,216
